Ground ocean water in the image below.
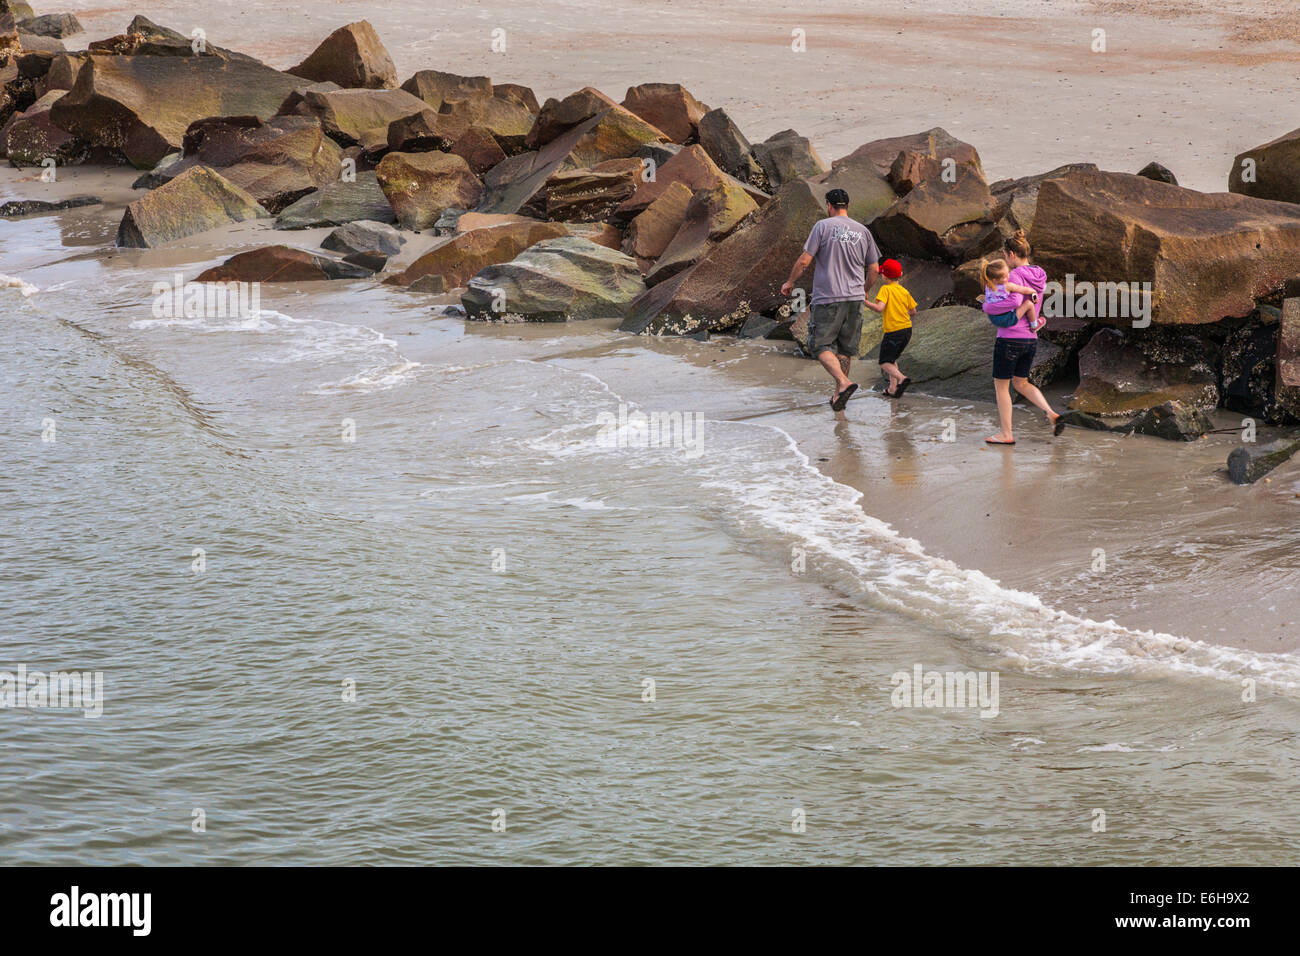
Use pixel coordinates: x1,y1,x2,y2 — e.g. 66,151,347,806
3,211,1300,865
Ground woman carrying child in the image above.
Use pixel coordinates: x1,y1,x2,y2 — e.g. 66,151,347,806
981,230,1065,446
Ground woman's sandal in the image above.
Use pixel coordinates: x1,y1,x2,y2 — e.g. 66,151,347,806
985,436,1016,446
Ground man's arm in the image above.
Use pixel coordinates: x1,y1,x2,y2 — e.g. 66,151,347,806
780,252,814,298
865,261,880,295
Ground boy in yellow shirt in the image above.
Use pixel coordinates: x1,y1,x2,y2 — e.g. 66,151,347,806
864,258,917,397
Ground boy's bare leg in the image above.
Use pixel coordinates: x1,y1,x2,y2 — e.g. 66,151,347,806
879,361,906,392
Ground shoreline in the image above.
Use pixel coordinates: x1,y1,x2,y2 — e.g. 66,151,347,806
6,161,1297,659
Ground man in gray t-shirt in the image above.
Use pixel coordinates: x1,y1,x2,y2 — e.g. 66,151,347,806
781,188,881,411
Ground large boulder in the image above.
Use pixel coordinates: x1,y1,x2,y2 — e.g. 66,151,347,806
274,170,394,227
622,180,693,261
620,178,824,335
989,162,1098,236
1229,127,1300,203
812,157,899,227
3,89,81,165
831,128,983,184
161,115,343,212
400,70,492,110
644,182,757,285
116,165,269,247
386,219,568,289
871,165,997,261
544,157,641,222
696,106,765,188
17,13,80,38
287,20,397,90
621,82,708,145
321,219,403,257
49,54,312,167
1070,327,1219,416
614,143,758,220
494,83,538,113
436,92,535,154
375,150,483,230
525,87,665,164
285,86,428,150
196,244,373,282
385,107,464,153
751,129,826,189
476,111,619,216
857,306,993,401
449,125,506,175
462,236,645,321
1032,170,1300,326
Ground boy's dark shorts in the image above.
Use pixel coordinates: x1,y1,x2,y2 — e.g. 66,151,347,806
878,328,912,365
992,337,1037,379
808,301,863,358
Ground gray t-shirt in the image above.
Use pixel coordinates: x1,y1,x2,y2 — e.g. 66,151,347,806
802,216,880,305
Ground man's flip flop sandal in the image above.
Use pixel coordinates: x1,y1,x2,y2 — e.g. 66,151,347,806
831,383,858,411
985,437,1016,445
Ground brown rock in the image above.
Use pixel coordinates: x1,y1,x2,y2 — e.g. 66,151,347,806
1,1,22,60
812,158,899,227
450,125,507,175
697,106,765,188
644,182,758,286
1230,127,1300,203
989,163,1098,236
400,70,492,110
3,89,81,165
525,86,665,161
622,180,693,260
386,218,568,289
493,83,538,113
1072,328,1219,415
871,165,996,260
545,157,641,222
752,129,826,189
50,53,311,168
437,91,534,154
832,128,984,184
287,86,428,150
288,20,397,90
196,244,374,282
375,150,483,229
163,114,343,213
621,82,708,144
621,178,825,334
385,108,465,153
616,143,734,219
453,211,533,232
116,165,269,247
1033,170,1300,326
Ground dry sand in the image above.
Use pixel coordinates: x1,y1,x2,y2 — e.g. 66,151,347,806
55,0,1300,192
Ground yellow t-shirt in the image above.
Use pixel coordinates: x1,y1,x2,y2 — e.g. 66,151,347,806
875,282,917,333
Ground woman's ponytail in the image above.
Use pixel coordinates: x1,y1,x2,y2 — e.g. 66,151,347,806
1005,229,1032,259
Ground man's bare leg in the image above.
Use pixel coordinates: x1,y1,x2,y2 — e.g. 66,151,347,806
818,349,853,398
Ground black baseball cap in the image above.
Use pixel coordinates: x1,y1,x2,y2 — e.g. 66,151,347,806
825,188,850,207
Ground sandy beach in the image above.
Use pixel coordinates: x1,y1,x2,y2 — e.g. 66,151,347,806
50,0,1300,192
